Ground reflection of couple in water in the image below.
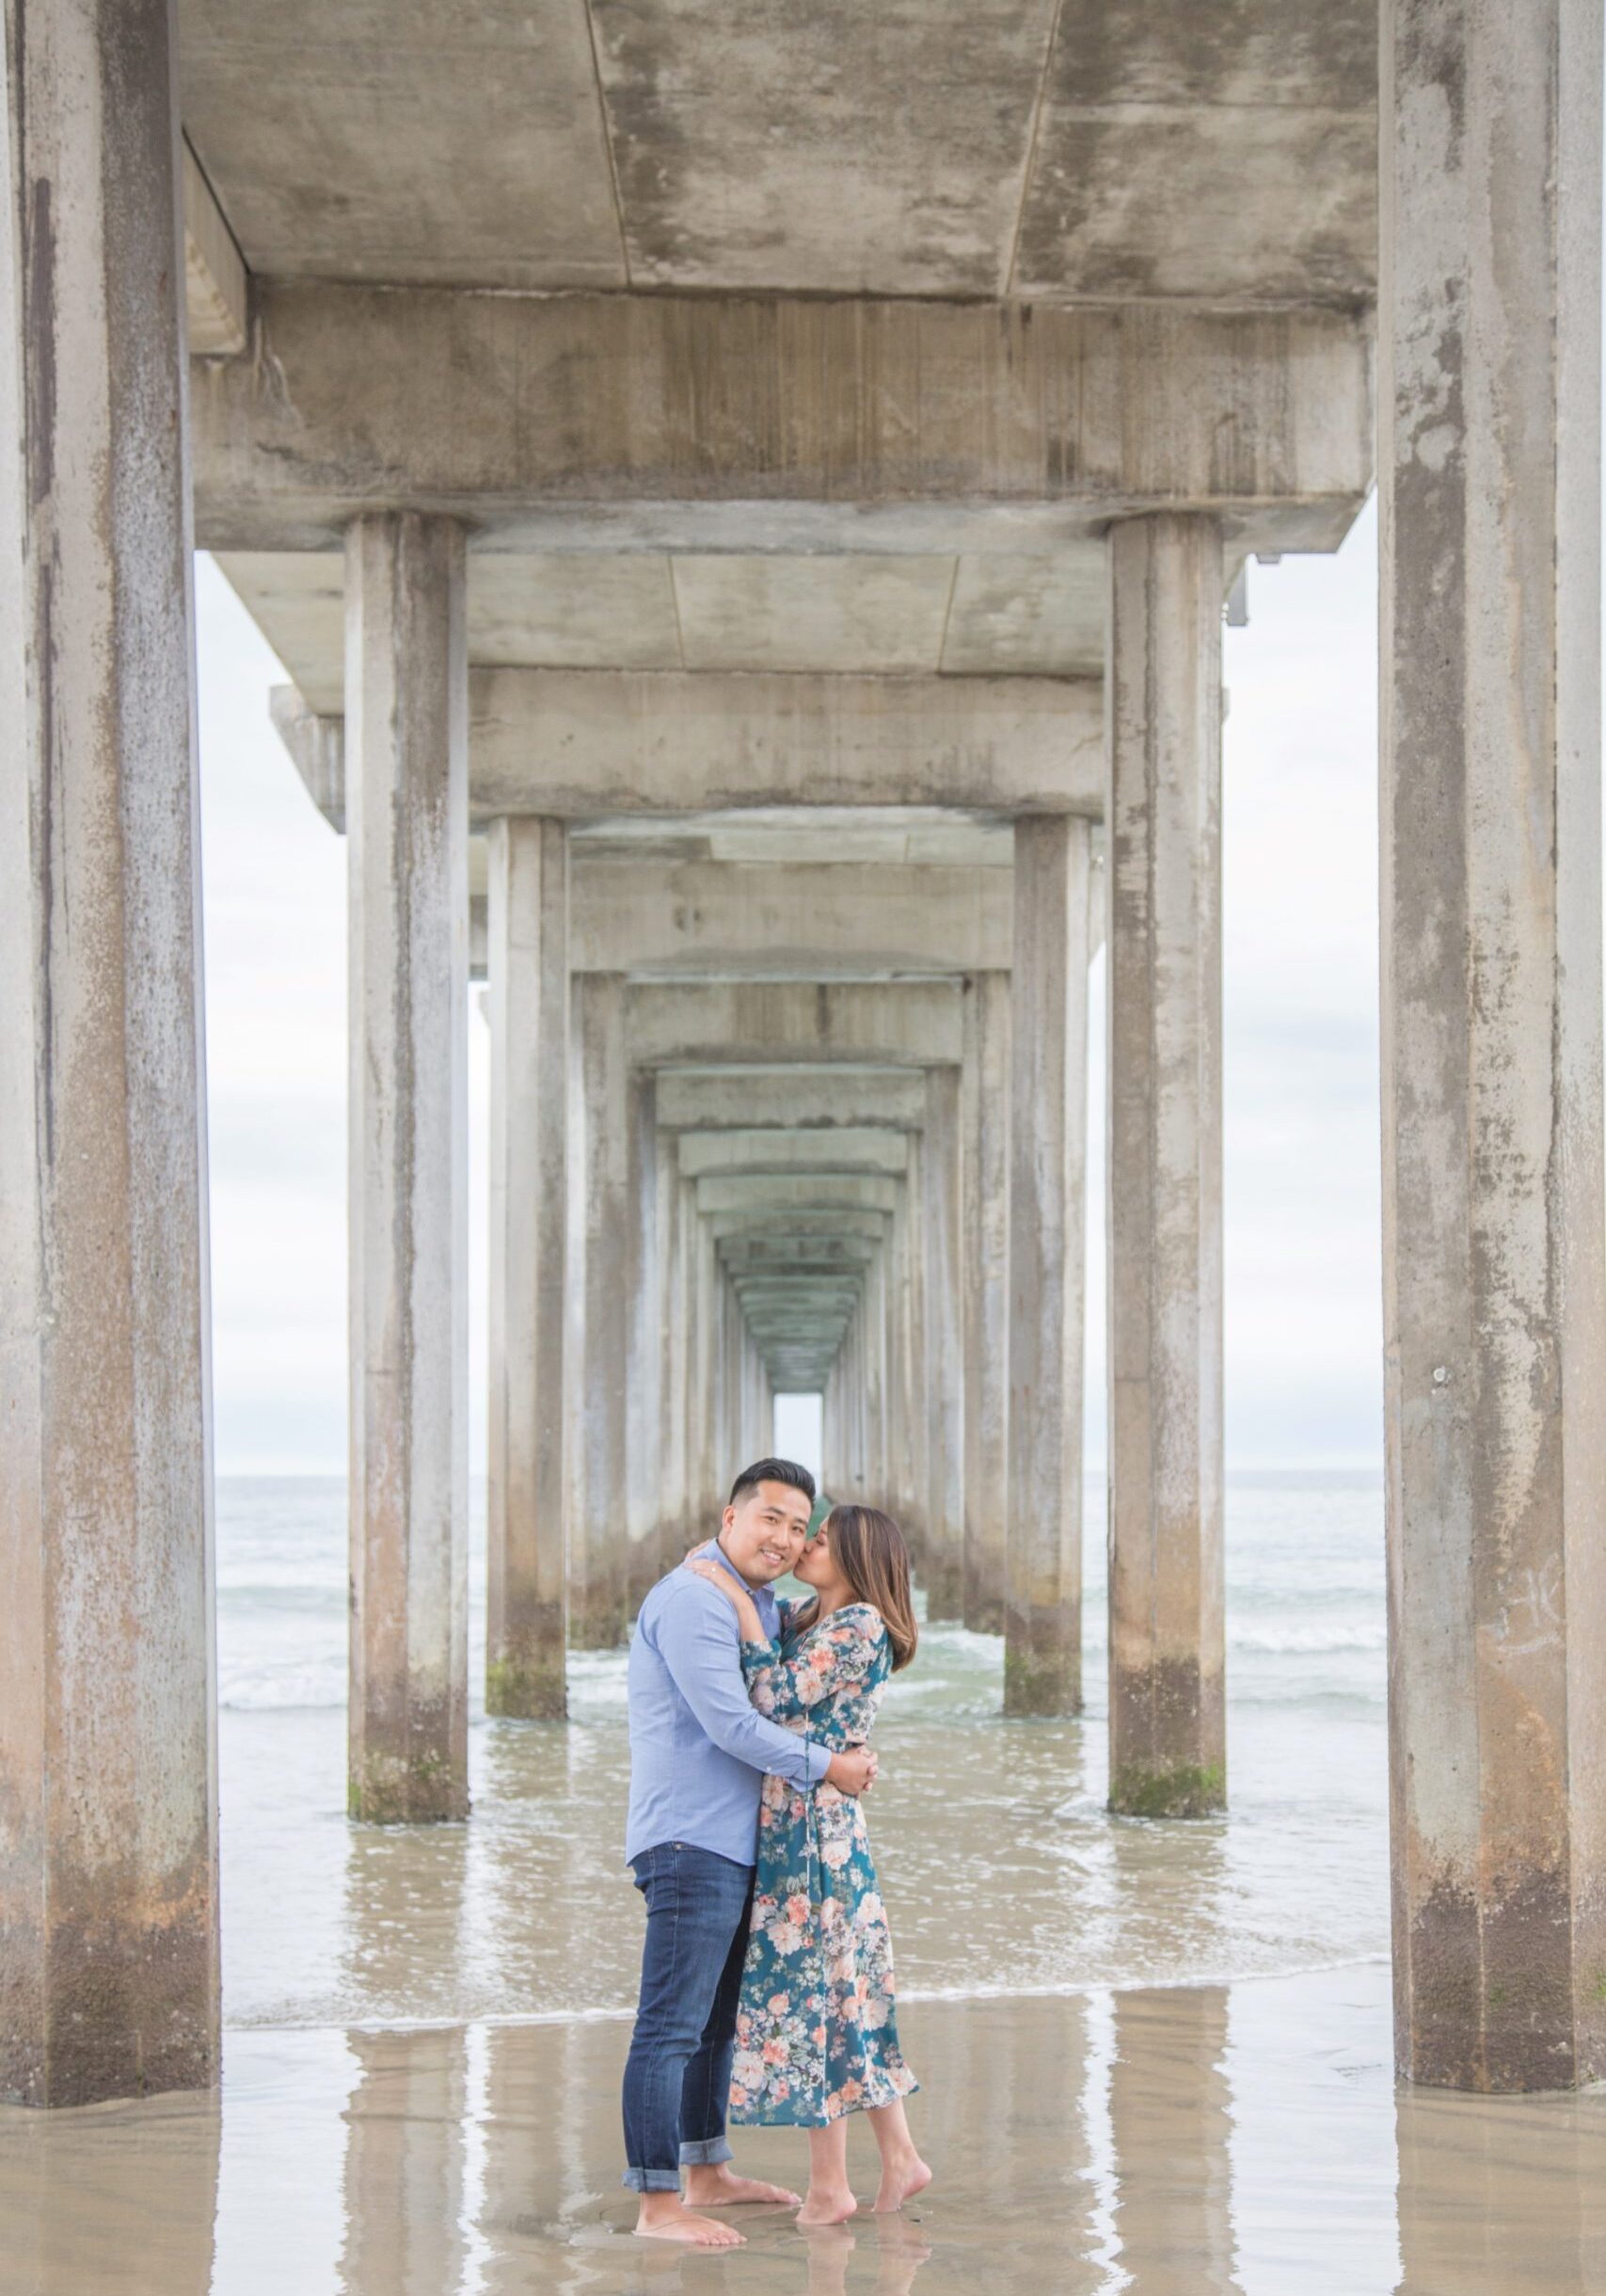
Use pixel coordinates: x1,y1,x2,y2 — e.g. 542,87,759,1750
621,1459,930,2246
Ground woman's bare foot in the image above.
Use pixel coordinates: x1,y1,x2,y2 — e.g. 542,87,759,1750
634,2194,746,2246
797,2186,858,2227
871,2153,931,2213
684,2162,803,2209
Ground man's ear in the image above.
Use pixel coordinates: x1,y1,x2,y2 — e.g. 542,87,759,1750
720,1504,737,1537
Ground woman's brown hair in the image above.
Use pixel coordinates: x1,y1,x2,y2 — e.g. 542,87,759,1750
817,1502,918,1671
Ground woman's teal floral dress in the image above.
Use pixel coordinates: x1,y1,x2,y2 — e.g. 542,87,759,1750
728,1602,918,2127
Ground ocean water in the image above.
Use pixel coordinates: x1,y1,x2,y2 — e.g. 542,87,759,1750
216,1473,1389,2030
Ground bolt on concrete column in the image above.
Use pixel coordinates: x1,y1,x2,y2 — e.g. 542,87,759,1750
962,972,1011,1633
1007,817,1092,1716
1381,0,1606,2091
346,511,469,1824
0,0,217,2104
485,818,568,1720
1105,513,1225,1816
923,1069,965,1617
568,974,629,1646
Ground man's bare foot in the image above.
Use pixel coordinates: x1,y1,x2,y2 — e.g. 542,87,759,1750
634,2194,746,2246
871,2153,932,2212
797,2187,858,2227
684,2162,803,2209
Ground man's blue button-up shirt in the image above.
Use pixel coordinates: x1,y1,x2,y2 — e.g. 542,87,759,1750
625,1540,831,1868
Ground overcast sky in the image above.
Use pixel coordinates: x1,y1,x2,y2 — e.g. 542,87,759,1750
195,511,1385,1479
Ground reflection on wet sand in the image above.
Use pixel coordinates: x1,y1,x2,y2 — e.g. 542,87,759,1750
0,2083,218,2296
1394,2080,1606,2293
1109,1987,1239,2293
6,1961,1606,2294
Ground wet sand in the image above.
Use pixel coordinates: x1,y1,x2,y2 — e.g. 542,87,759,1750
6,1962,1606,2294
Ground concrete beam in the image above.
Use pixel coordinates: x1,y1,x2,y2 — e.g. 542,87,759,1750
694,1174,901,1219
191,286,1373,552
656,1069,929,1134
573,858,1013,975
628,981,964,1069
182,137,248,358
271,672,1104,824
676,1130,909,1180
706,1211,890,1247
474,671,1103,819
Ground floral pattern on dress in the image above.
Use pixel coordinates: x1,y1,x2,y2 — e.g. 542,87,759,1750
727,1602,918,2127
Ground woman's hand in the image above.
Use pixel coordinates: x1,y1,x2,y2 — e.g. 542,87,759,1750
683,1554,737,1601
682,1554,764,1640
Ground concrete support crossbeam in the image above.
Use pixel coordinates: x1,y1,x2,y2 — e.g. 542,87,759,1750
658,1069,929,1134
1380,0,1606,2092
628,981,963,1070
676,1129,909,1180
572,857,1015,976
1006,819,1092,1716
268,673,1104,827
0,0,218,2106
485,818,569,1718
346,512,469,1824
190,286,1373,554
1105,515,1226,1818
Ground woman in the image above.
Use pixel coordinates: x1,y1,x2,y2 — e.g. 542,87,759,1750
685,1503,930,2227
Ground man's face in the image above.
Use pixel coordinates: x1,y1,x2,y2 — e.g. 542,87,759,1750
720,1481,812,1585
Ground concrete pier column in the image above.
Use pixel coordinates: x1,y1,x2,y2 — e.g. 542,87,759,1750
1105,513,1225,1813
690,1218,718,1530
1006,816,1093,1715
923,1069,965,1616
485,817,569,1719
623,1069,660,1615
568,975,628,1645
1380,0,1606,2089
0,0,217,2104
346,512,469,1823
654,1157,689,1576
963,972,1011,1632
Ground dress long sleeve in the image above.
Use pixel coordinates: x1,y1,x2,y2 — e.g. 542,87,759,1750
740,1607,885,1750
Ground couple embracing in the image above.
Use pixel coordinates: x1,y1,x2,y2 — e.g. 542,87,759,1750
621,1457,930,2246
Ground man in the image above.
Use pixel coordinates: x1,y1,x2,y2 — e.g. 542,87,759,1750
621,1457,878,2247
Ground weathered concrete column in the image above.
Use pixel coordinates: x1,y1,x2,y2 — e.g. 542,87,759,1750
1381,0,1606,2090
963,972,1011,1632
922,1069,965,1616
1006,817,1092,1716
690,1215,719,1529
623,1068,660,1615
346,512,469,1824
1105,514,1225,1813
653,1156,689,1576
485,818,568,1719
0,0,217,2105
568,974,628,1646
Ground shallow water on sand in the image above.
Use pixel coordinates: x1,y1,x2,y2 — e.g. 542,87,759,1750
9,1476,1606,2295
8,1967,1606,2295
217,1472,1390,2027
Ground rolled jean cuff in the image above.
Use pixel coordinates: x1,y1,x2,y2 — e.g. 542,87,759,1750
621,2167,683,2193
679,2137,734,2167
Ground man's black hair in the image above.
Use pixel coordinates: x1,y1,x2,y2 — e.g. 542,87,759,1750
728,1457,816,1507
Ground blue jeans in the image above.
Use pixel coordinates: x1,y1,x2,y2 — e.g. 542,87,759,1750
621,1841,755,2193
